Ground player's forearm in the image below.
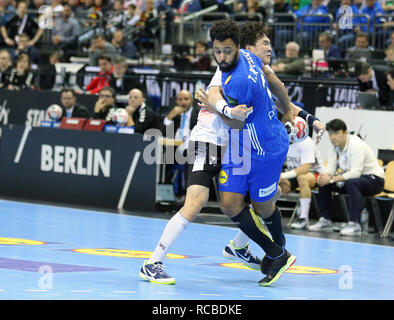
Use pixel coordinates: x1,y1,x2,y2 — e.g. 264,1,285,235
264,71,291,114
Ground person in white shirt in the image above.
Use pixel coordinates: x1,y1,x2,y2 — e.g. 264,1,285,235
309,118,385,236
279,136,324,230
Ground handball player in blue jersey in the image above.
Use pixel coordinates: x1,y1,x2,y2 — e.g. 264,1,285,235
209,20,296,286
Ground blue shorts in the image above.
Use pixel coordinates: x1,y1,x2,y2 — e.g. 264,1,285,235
218,151,287,202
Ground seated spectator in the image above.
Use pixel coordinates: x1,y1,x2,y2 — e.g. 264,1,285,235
86,55,113,95
5,53,35,91
51,0,64,14
360,0,386,47
135,0,162,50
279,136,325,230
185,41,211,72
52,4,81,60
384,44,394,64
354,61,391,106
318,32,342,60
233,0,268,21
125,88,160,134
39,51,61,90
0,49,12,88
0,0,43,48
163,90,198,142
385,68,394,107
60,88,91,119
124,3,141,28
310,119,385,236
11,33,41,65
0,0,15,27
271,41,305,75
345,33,375,64
109,55,142,95
88,33,117,66
271,0,295,50
111,29,139,59
105,0,127,33
93,86,118,122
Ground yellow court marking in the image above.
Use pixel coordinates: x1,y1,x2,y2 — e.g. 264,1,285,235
72,248,187,259
0,237,46,245
220,262,338,275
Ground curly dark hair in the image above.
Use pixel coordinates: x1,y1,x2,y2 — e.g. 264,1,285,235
240,21,269,49
209,20,240,47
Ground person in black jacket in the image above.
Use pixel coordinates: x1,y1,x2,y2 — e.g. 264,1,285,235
5,53,35,90
109,55,143,95
0,49,12,88
125,88,160,134
355,61,391,107
60,88,90,119
93,86,118,122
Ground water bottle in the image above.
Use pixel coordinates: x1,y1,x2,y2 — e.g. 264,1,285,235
360,208,369,236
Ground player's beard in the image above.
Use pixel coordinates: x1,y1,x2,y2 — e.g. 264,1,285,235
214,52,239,72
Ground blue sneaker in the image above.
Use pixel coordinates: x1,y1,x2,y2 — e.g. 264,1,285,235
139,260,176,285
222,240,261,270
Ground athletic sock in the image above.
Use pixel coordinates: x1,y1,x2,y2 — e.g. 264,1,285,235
231,206,283,258
232,230,250,248
263,206,284,247
299,198,311,220
148,211,190,264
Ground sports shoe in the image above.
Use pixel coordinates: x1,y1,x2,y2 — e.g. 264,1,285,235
259,250,296,287
308,217,333,232
139,260,176,285
339,222,362,236
223,240,261,270
290,218,309,230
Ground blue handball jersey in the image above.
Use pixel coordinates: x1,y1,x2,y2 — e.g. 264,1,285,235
221,49,289,161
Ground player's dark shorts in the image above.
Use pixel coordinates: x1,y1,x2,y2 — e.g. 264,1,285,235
186,140,225,189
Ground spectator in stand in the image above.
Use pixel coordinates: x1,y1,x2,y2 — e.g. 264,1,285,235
345,33,375,61
279,135,325,230
11,33,41,65
0,48,12,88
318,32,342,59
185,41,211,72
111,29,139,59
60,88,91,119
385,68,394,107
68,0,82,16
39,51,62,90
125,88,160,134
51,0,64,14
354,61,391,107
0,0,15,27
271,41,305,75
86,55,113,94
384,44,394,65
310,119,385,236
294,0,330,49
270,0,294,50
360,0,385,35
1,0,43,48
105,0,127,33
233,0,268,21
135,0,161,49
154,0,175,43
52,4,81,60
5,53,35,91
109,55,143,95
124,3,141,27
88,33,117,66
93,86,119,122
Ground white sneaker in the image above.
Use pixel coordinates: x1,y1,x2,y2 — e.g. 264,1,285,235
290,218,309,230
339,222,362,236
308,217,333,231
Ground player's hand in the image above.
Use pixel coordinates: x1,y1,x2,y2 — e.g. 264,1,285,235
230,104,253,121
196,88,216,113
281,109,294,126
313,120,325,144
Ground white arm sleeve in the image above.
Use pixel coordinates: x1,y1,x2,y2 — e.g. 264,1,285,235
207,67,222,90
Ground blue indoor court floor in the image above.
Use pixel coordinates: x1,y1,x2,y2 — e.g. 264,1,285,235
0,199,393,300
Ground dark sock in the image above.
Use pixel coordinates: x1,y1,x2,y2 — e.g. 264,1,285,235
231,206,283,258
263,206,284,247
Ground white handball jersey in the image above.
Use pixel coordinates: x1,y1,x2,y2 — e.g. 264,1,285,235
189,67,229,146
189,65,276,146
285,136,324,173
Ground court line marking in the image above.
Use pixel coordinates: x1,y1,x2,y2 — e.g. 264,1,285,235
118,151,141,210
14,125,32,163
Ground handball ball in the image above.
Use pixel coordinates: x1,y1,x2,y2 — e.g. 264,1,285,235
46,104,63,121
112,108,129,125
286,116,309,143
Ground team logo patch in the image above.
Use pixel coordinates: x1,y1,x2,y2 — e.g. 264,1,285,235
218,262,339,275
258,182,277,198
218,170,228,185
71,248,188,259
0,237,46,245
